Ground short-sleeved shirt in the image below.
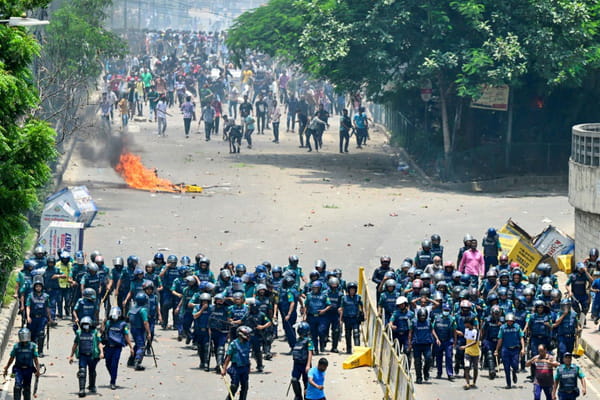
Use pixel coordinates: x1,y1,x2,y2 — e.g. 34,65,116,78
306,367,326,400
464,327,480,356
10,342,39,358
534,355,556,387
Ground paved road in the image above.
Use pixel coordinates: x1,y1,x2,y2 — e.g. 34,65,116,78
1,112,598,400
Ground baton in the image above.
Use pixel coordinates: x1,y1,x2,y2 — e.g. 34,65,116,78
46,323,50,350
221,372,236,399
33,373,39,396
286,380,292,397
148,342,158,368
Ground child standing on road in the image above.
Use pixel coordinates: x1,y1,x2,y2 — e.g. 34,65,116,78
461,318,480,390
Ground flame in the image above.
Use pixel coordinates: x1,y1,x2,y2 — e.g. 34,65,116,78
115,152,177,192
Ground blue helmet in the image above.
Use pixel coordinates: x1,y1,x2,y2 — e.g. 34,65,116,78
166,255,178,264
23,260,37,270
232,276,244,291
575,262,586,272
312,280,323,289
75,251,85,264
135,293,148,305
242,273,255,284
256,272,267,284
460,274,471,285
487,227,497,237
178,266,190,276
255,265,267,275
235,264,247,274
272,266,283,275
127,255,139,268
297,321,310,336
153,253,165,263
497,287,508,297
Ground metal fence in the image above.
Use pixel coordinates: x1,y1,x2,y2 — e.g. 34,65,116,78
358,267,414,400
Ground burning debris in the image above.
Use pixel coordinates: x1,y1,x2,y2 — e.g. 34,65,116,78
115,152,203,193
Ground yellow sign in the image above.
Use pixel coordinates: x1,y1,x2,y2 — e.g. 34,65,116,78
342,346,373,369
557,254,573,274
498,233,543,274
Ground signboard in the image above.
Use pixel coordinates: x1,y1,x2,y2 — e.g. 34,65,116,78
471,85,510,111
498,232,543,274
420,79,432,102
41,186,97,232
534,226,575,259
38,221,84,256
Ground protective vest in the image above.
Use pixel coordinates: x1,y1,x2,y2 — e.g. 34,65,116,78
130,279,144,295
128,306,144,330
208,305,229,332
415,251,433,269
483,317,502,341
229,305,249,321
570,274,588,297
193,306,210,329
162,267,180,288
341,295,361,318
30,293,48,318
412,319,433,344
43,267,60,289
78,330,96,356
292,337,310,363
306,293,327,316
196,269,213,282
77,299,96,319
455,311,477,333
482,235,499,257
255,296,273,317
327,289,342,310
557,311,577,336
180,287,199,315
433,314,453,342
14,343,35,368
147,294,158,320
106,320,127,347
230,339,250,367
118,268,133,293
431,245,444,259
557,365,580,392
380,291,398,314
83,273,100,292
392,310,412,332
500,323,522,348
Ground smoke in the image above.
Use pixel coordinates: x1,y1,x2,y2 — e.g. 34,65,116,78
78,124,133,168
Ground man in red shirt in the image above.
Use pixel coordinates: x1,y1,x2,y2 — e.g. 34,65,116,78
526,344,559,400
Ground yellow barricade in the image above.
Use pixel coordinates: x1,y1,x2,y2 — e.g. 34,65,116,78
357,267,414,400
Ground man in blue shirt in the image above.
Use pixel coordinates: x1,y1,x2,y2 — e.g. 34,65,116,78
306,358,328,400
495,313,525,389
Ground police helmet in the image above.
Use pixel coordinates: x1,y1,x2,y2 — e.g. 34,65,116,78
491,305,501,315
384,271,395,280
135,293,148,305
486,270,498,278
237,326,252,340
220,269,232,280
534,299,546,309
199,257,210,267
18,328,31,342
487,293,499,303
23,259,37,269
459,289,468,299
185,276,197,285
180,256,192,266
94,255,104,266
297,321,310,336
433,272,444,283
396,296,408,305
551,289,562,300
235,264,247,274
60,251,71,263
314,259,327,270
312,280,323,289
90,250,101,262
166,255,178,265
421,240,431,250
328,277,340,288
590,248,599,258
385,279,397,289
505,313,515,322
113,257,124,267
261,261,272,271
109,306,122,320
420,287,431,297
421,273,432,281
528,272,539,285
83,288,96,300
460,300,472,309
134,267,144,276
272,266,283,275
463,234,473,244
199,293,212,302
541,283,553,293
256,283,268,292
433,291,444,301
283,276,295,288
195,253,205,263
127,255,139,268
522,288,535,297
497,287,508,297
214,293,225,302
417,308,428,319
46,256,56,266
145,260,156,270
401,261,412,269
153,253,165,263
34,246,46,257
288,255,299,265
347,282,358,292
431,234,441,244
33,275,44,288
232,292,244,301
412,279,423,289
436,280,447,289
87,262,99,273
452,271,462,279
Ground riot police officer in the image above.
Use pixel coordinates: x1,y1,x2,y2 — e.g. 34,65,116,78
242,298,271,372
409,308,434,384
325,277,343,352
553,299,579,362
158,254,180,329
25,276,51,357
72,288,99,334
415,240,434,269
481,305,503,379
192,292,212,371
304,280,331,354
552,352,587,400
221,326,252,400
339,282,363,354
208,293,230,373
3,328,41,400
102,307,134,390
290,322,314,400
431,234,444,260
278,276,300,351
389,296,413,364
495,313,525,389
127,293,152,371
69,316,104,397
432,303,455,380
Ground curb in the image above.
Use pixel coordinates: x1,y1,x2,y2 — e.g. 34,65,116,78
580,334,600,367
0,301,19,360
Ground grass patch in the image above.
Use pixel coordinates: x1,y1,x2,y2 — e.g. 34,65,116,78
3,270,18,307
322,204,340,209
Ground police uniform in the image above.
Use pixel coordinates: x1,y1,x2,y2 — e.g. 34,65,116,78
160,265,181,329
9,341,38,400
411,317,434,382
378,289,398,324
498,322,524,388
73,298,98,333
278,287,299,349
305,291,331,354
482,315,502,375
340,293,363,353
43,265,60,321
74,328,102,394
390,308,413,357
208,302,230,372
128,303,149,365
291,335,314,400
432,312,455,378
226,338,251,400
103,319,130,386
192,303,211,369
242,308,270,371
26,291,50,356
554,362,585,400
115,266,134,312
325,286,343,352
179,285,200,341
555,310,578,362
255,294,275,358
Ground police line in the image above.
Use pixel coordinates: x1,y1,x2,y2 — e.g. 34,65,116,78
358,266,415,400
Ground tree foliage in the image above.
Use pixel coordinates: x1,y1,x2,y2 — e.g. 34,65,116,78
0,0,56,297
227,0,600,157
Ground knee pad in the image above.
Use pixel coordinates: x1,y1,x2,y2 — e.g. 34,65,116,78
77,369,86,379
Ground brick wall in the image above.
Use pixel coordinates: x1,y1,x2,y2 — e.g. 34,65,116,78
574,208,600,260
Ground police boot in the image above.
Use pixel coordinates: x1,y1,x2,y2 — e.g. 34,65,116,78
414,355,423,384
37,335,45,358
215,346,225,374
127,355,135,367
88,370,97,393
255,349,264,372
13,385,22,400
319,336,327,353
198,345,207,370
353,328,361,346
134,360,145,371
424,356,432,381
291,378,303,400
345,331,353,354
527,365,536,382
22,386,31,400
264,337,273,360
203,344,211,372
239,383,248,400
487,350,496,379
331,330,340,353
78,368,86,397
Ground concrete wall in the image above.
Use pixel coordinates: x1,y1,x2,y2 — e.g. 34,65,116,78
569,160,600,214
574,209,600,261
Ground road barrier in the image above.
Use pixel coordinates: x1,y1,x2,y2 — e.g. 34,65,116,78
357,266,414,400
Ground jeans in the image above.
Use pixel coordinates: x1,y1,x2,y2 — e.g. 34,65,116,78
245,128,254,146
157,117,167,136
229,101,238,120
272,122,280,141
339,131,349,152
287,113,295,131
204,121,214,140
257,113,266,133
121,114,128,127
184,118,192,136
58,287,71,316
104,346,122,385
533,383,553,400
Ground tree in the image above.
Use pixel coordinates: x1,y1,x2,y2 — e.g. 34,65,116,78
0,0,57,295
228,0,600,161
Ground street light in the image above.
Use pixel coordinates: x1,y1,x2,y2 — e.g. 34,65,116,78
0,17,49,27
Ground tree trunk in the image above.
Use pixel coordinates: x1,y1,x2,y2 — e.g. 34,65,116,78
439,76,451,159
